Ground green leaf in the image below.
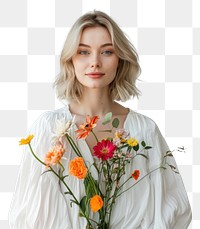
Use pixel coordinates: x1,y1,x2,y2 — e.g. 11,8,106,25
161,166,167,170
79,212,85,217
102,112,112,125
41,170,51,175
70,199,78,206
119,144,129,150
64,191,71,195
166,153,173,157
97,129,112,133
177,146,186,153
127,145,132,153
62,175,69,180
70,199,78,207
166,150,172,155
138,153,148,159
133,144,139,152
169,164,176,170
84,176,97,198
112,118,119,128
141,141,146,147
80,196,87,213
144,146,152,150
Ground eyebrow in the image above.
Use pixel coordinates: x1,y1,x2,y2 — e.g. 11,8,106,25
79,43,113,48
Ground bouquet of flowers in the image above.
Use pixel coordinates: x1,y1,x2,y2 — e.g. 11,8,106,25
19,112,178,229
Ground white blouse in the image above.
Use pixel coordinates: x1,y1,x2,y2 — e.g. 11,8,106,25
9,106,192,229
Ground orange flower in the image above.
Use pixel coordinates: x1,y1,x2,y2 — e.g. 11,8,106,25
69,157,88,179
75,115,99,139
44,144,65,167
90,195,104,212
131,170,140,180
19,135,34,145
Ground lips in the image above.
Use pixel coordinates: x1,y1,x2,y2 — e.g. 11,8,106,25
85,72,105,78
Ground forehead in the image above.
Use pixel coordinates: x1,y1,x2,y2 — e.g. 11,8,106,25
80,26,112,45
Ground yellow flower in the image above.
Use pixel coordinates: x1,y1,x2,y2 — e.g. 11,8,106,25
127,138,138,147
19,135,34,145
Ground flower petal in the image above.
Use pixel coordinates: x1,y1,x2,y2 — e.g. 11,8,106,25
19,135,34,145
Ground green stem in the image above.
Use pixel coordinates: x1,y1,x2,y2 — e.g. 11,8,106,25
106,158,122,227
116,166,164,199
107,186,119,228
58,161,65,175
28,144,46,166
28,143,93,228
65,134,82,157
91,130,99,143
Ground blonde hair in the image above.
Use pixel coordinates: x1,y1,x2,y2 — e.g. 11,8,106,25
54,10,141,103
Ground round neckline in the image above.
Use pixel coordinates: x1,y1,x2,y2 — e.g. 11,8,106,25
65,103,132,129
65,104,132,158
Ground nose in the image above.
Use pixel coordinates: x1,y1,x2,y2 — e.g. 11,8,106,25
90,53,101,68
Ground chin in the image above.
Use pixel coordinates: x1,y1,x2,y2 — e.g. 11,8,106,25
83,84,109,90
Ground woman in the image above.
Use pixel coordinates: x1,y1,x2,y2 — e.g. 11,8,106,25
9,11,192,229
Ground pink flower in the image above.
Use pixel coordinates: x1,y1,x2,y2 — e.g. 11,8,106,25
113,129,130,147
93,139,116,161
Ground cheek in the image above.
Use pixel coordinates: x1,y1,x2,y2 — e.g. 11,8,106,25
109,61,119,74
73,59,88,73
110,57,119,69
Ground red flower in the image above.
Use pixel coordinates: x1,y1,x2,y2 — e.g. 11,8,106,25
93,139,116,161
76,115,99,139
131,170,140,180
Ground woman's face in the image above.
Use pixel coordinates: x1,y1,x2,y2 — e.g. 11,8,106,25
72,26,119,90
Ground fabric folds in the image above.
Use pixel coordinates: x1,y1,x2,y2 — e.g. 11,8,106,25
9,106,192,229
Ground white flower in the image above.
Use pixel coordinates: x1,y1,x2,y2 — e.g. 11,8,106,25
55,119,71,136
113,138,122,147
51,116,75,144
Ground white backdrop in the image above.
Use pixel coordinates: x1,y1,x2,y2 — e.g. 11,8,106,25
0,0,199,228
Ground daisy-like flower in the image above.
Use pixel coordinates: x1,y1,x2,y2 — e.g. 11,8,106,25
76,115,99,139
56,119,73,136
93,139,116,161
131,170,140,180
127,138,138,147
19,135,34,145
44,143,65,167
51,117,75,144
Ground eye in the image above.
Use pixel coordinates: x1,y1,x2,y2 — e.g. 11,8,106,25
101,50,113,55
78,50,90,55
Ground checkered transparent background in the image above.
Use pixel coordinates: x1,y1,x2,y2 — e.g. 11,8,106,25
0,0,199,228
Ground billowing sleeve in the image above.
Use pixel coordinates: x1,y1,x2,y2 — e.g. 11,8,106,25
147,123,192,229
9,112,72,229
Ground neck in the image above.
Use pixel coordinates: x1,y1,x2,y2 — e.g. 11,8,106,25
69,88,115,118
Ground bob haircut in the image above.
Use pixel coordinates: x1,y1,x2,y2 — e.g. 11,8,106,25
54,10,141,103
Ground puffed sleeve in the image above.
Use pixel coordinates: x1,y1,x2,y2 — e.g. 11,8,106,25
9,112,72,229
147,123,192,229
